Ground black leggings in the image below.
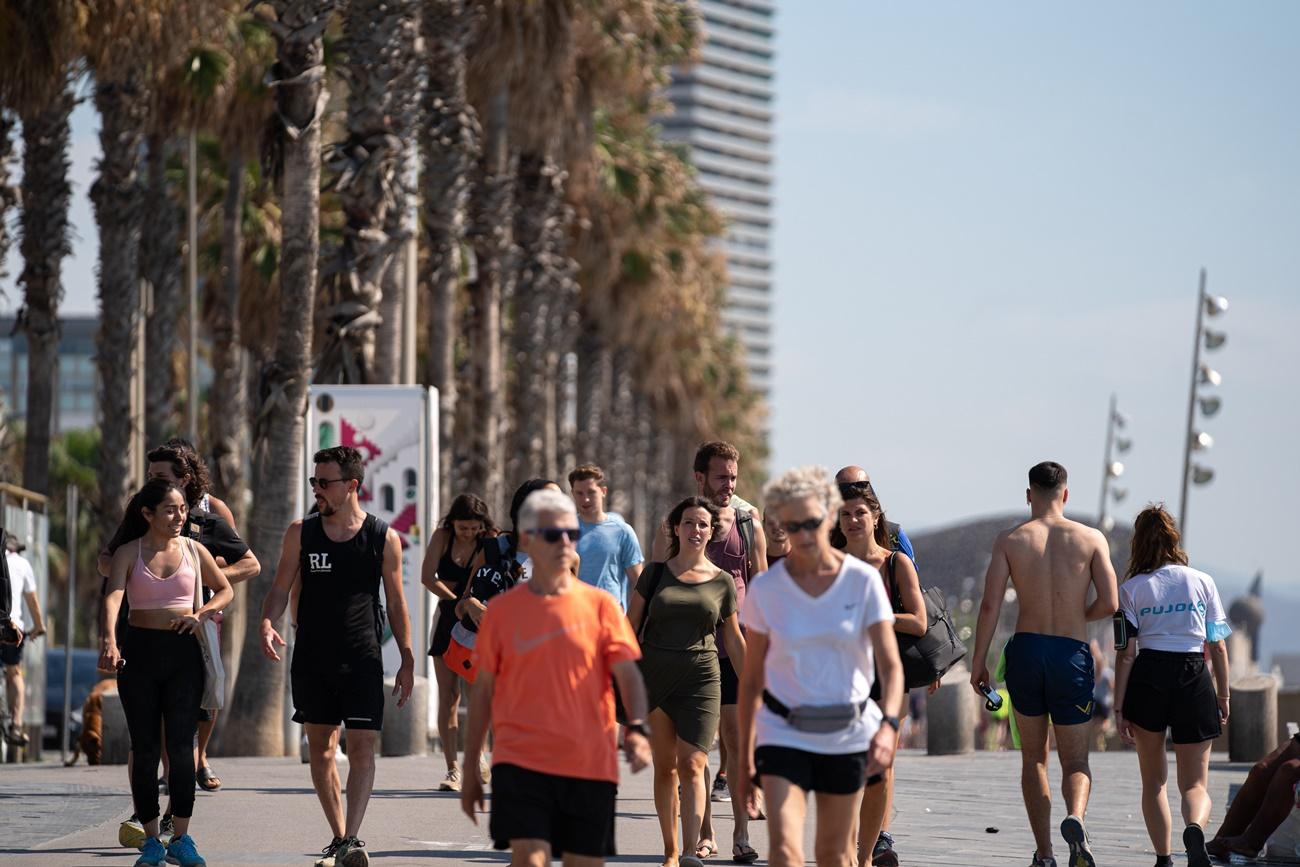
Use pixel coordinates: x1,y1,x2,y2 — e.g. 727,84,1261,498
118,628,204,822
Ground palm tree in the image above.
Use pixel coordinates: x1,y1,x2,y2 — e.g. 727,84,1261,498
419,0,479,508
220,0,338,757
0,110,14,287
0,0,80,497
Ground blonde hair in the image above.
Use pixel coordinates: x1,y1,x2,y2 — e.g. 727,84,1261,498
763,465,843,519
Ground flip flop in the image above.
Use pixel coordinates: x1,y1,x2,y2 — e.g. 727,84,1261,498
197,765,222,791
732,843,759,864
695,840,718,858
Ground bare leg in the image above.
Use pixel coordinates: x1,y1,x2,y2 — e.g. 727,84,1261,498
718,705,751,851
1014,710,1054,859
857,772,890,865
678,739,709,859
763,775,808,867
814,789,866,867
1230,758,1300,853
305,723,346,839
648,708,681,865
342,729,377,838
433,657,462,774
196,711,219,787
510,839,552,866
1131,724,1171,856
562,856,606,867
1210,738,1300,847
1173,739,1212,830
4,666,23,734
1052,721,1093,819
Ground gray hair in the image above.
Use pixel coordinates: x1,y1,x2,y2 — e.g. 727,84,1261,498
762,465,843,519
517,488,578,532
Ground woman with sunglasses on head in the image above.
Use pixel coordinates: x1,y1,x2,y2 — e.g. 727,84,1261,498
736,467,902,867
833,482,924,867
421,494,498,792
1113,505,1231,867
627,497,748,867
100,478,234,867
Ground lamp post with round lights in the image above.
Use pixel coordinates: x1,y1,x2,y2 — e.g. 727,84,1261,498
1178,268,1228,535
1098,394,1132,535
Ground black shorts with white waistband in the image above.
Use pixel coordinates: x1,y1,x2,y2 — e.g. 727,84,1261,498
1122,649,1221,744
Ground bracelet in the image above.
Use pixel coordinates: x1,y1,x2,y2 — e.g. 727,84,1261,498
1218,694,1230,700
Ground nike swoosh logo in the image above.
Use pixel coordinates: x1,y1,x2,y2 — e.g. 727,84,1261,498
513,623,581,654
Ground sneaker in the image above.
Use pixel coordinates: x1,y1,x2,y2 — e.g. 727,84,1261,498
313,837,344,867
159,814,175,846
337,837,369,867
439,766,462,792
872,830,899,867
1060,816,1095,867
119,814,147,849
479,754,491,785
164,833,206,866
1030,853,1058,867
1183,823,1211,867
711,773,731,802
134,837,167,867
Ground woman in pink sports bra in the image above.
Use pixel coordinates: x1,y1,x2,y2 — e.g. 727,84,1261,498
100,479,232,867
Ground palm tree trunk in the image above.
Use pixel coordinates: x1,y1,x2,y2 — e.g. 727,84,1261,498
465,89,514,514
575,324,611,462
0,111,16,289
420,0,478,509
142,132,183,446
220,0,335,757
91,75,148,542
17,85,74,496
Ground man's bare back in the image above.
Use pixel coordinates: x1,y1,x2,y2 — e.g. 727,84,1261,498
1002,514,1115,641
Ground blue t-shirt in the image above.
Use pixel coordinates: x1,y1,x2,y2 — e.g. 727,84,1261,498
576,513,644,609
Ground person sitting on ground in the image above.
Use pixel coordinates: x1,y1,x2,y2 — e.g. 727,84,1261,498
1206,733,1300,860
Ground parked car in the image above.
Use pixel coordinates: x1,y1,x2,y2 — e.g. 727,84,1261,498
43,648,102,751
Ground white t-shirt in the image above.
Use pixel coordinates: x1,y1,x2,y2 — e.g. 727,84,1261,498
1119,563,1232,654
741,553,894,754
5,551,36,631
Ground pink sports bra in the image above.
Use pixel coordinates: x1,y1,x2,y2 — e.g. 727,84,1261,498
127,540,197,610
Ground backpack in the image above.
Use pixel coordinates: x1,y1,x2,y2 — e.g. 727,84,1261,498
458,535,519,634
885,553,966,690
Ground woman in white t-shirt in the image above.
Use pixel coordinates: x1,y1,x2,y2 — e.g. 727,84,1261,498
1113,505,1232,867
734,466,903,867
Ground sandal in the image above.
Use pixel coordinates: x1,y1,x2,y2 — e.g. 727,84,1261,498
732,843,759,864
695,840,718,859
197,766,221,791
4,723,29,746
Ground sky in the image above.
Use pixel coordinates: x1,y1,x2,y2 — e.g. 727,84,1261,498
2,4,1298,610
768,2,1300,608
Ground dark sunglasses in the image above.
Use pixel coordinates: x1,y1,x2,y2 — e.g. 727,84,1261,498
309,477,349,490
525,527,583,544
782,516,825,535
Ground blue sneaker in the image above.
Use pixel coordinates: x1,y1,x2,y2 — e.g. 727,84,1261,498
165,834,207,866
134,837,167,867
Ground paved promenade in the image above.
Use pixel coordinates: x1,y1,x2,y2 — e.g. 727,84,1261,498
1,749,1255,865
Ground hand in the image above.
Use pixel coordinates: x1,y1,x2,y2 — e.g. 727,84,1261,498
170,612,203,635
465,598,487,627
622,730,651,773
29,626,46,640
735,759,760,820
0,620,21,646
969,665,991,697
394,657,415,708
461,758,486,823
261,623,286,661
1117,713,1135,747
865,722,897,778
98,642,121,674
1218,696,1230,725
928,679,941,696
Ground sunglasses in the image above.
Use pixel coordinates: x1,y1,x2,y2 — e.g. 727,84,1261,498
524,527,583,544
782,516,826,535
309,477,349,490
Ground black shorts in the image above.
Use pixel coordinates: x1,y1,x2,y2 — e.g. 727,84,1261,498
291,659,385,731
489,763,617,857
754,745,868,795
0,639,23,666
1122,650,1221,744
720,656,739,706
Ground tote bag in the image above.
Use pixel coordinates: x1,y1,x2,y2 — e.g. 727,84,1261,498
187,539,226,711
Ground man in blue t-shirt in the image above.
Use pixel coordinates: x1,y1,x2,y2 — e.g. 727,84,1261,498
568,464,644,610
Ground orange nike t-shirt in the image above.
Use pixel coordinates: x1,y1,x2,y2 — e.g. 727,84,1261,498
474,579,641,783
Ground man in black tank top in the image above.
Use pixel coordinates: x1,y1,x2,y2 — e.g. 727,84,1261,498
259,447,414,867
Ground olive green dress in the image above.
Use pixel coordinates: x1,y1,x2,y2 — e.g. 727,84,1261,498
637,565,738,751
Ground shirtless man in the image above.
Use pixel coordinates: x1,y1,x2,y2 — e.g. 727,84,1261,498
970,461,1118,867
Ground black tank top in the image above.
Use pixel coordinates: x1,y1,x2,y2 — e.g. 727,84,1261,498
437,534,475,599
296,512,387,666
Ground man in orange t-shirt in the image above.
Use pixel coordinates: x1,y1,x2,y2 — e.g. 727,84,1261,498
462,488,653,866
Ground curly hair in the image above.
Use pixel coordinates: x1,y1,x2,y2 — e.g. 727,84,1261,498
148,443,210,509
762,465,843,521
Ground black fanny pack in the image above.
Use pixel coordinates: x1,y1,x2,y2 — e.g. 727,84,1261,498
763,690,867,734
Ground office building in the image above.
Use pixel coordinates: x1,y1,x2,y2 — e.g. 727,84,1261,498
0,315,98,432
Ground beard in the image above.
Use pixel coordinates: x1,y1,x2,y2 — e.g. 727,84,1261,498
316,497,337,517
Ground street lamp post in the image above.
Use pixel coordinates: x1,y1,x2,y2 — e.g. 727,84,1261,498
1178,268,1228,535
1098,394,1131,534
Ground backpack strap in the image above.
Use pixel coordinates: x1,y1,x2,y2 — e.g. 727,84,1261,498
736,510,755,556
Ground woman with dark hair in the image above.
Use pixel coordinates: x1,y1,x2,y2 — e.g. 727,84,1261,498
421,493,498,791
835,482,924,867
99,479,233,867
1114,505,1231,867
627,496,747,867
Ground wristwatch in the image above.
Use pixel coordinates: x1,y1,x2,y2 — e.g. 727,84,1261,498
625,721,651,739
881,715,901,732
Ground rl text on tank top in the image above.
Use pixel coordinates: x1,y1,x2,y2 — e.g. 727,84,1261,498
707,517,749,657
127,541,198,610
297,513,384,667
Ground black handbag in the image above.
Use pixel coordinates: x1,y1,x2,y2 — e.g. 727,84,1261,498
886,554,966,690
